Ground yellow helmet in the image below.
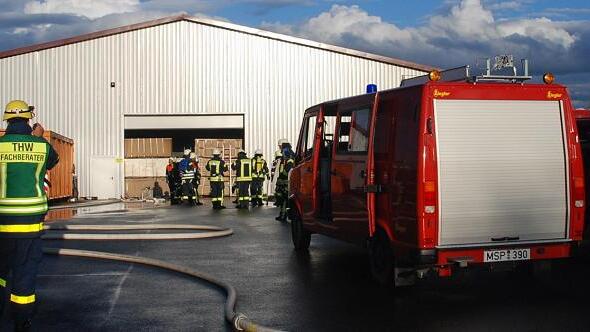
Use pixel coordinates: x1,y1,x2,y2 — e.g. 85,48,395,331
4,100,34,121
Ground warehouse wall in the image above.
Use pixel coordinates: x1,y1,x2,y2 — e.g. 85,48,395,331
0,20,426,198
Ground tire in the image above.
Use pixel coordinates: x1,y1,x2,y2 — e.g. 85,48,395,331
368,230,396,286
291,210,311,251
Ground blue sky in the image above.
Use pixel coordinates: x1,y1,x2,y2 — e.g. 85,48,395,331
1,0,589,107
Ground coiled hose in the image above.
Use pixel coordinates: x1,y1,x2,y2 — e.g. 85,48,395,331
42,223,282,332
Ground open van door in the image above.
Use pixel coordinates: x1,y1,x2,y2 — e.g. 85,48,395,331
366,93,380,237
294,107,323,220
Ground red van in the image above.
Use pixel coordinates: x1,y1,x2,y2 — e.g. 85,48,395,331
289,65,585,286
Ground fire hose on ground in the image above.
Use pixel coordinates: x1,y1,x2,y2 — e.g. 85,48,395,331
41,223,282,332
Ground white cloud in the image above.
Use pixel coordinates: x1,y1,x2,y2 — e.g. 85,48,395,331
263,0,583,70
24,0,140,19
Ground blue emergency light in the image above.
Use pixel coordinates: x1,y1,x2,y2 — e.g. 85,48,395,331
366,84,377,93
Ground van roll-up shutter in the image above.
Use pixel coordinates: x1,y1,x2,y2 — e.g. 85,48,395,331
435,100,568,247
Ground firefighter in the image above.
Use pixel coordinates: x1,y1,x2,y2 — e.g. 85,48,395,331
206,149,227,209
270,149,282,207
0,100,59,331
165,158,176,198
276,140,295,221
190,152,203,205
232,150,252,209
251,149,269,207
178,149,197,205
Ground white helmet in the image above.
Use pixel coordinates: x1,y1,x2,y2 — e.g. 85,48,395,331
212,148,221,156
254,149,262,155
168,157,174,163
184,149,191,156
278,138,289,146
189,152,197,160
238,149,246,155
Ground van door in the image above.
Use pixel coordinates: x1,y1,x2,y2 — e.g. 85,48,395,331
332,106,372,240
294,111,319,220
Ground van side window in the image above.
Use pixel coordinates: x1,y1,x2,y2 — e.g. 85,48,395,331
304,115,317,159
337,108,370,153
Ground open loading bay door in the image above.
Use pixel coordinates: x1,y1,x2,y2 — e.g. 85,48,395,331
123,114,244,198
435,100,568,247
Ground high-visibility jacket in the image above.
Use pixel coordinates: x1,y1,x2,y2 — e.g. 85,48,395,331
0,133,58,238
206,158,226,182
277,156,294,185
233,158,252,182
252,156,269,180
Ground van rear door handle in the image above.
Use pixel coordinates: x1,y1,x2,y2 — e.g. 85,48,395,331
491,236,520,242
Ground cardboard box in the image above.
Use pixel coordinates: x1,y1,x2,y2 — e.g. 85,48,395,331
124,158,169,177
125,138,172,158
125,176,167,199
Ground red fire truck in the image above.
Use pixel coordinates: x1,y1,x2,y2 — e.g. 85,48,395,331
289,59,585,286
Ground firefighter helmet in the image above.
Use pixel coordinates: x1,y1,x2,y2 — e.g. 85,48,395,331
212,148,221,156
183,149,191,156
238,149,246,156
278,138,289,146
4,100,34,121
254,149,262,156
190,152,197,160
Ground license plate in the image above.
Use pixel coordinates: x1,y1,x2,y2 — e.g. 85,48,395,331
483,248,530,262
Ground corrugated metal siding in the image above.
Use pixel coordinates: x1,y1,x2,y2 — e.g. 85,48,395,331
0,21,425,198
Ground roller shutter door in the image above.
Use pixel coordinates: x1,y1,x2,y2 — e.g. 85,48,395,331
435,100,568,246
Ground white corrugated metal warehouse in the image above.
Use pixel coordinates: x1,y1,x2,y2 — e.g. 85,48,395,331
0,15,433,198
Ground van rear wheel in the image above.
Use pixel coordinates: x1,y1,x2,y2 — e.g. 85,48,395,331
291,210,311,251
369,231,395,286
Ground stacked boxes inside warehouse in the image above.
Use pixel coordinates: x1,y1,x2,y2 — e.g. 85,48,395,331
195,139,243,197
124,138,172,199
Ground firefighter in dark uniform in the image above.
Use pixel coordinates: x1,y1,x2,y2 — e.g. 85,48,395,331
190,153,203,205
250,149,269,207
165,158,176,198
206,149,227,209
179,149,197,205
232,150,252,209
0,100,59,331
276,141,295,221
270,149,282,207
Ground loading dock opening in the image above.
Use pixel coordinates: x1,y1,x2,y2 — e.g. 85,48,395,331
122,114,245,199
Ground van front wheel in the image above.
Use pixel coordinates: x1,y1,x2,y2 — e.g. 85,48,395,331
291,211,311,251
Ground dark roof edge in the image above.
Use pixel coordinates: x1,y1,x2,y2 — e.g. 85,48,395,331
0,14,436,72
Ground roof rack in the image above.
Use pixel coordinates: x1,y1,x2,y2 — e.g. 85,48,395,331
400,56,532,88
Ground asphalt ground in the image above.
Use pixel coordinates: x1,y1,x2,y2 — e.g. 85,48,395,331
2,200,590,331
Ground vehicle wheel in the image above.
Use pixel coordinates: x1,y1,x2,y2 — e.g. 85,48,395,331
369,230,395,286
291,210,311,251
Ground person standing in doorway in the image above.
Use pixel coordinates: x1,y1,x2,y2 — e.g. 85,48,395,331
250,149,269,207
232,150,252,209
0,100,59,331
206,149,227,209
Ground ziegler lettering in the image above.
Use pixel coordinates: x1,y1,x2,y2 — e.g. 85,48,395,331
433,89,451,98
547,91,562,99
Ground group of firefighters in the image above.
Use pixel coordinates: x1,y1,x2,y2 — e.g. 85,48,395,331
0,98,295,330
165,139,295,221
